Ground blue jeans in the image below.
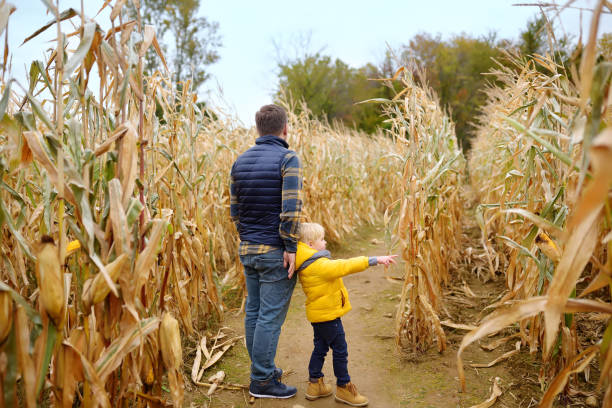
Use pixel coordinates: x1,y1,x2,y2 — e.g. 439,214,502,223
240,249,297,381
308,318,350,386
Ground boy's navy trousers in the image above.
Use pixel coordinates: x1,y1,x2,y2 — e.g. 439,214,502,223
308,317,350,385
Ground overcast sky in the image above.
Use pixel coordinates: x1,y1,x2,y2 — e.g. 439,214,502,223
9,0,612,126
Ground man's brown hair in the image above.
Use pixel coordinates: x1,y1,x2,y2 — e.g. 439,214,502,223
255,104,287,136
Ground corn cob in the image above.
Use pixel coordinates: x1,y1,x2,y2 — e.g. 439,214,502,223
159,312,182,371
141,348,155,386
535,232,561,263
65,239,81,257
0,291,13,344
35,236,64,327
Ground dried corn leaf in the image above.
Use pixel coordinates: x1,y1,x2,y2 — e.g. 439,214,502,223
65,340,111,408
462,280,477,297
420,293,447,352
108,179,128,255
579,270,612,298
545,201,600,355
21,8,77,45
467,377,502,408
470,341,520,368
441,320,478,331
565,298,612,314
201,334,210,360
93,125,128,156
539,346,599,408
578,0,605,110
458,297,547,391
110,0,127,21
134,220,166,297
139,25,155,57
95,317,159,382
201,342,234,373
116,122,138,206
56,328,85,408
22,131,76,205
206,370,225,395
568,129,612,231
191,345,202,383
15,306,36,408
480,333,520,351
504,208,563,236
64,21,96,75
167,369,184,408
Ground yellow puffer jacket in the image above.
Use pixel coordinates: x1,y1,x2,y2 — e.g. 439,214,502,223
295,241,370,323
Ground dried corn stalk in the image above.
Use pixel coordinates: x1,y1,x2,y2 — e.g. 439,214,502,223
463,4,612,405
382,65,466,352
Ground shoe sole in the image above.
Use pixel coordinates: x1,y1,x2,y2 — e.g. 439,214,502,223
249,391,296,399
305,391,333,400
334,395,369,407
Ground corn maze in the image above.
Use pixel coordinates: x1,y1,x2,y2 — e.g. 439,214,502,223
0,1,611,407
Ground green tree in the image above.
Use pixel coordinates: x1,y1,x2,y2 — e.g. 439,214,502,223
277,54,350,122
518,15,573,76
519,15,548,56
276,53,391,133
351,60,401,133
129,0,221,91
403,32,504,149
598,32,612,60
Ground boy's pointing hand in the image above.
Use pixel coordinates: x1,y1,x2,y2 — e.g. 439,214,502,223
376,255,398,266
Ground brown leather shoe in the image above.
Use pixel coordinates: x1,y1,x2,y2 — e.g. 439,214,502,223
305,377,333,400
335,382,369,406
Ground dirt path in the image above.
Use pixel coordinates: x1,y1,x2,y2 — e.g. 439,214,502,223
186,225,542,408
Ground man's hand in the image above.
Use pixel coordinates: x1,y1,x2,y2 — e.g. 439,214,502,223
284,251,296,278
376,255,398,266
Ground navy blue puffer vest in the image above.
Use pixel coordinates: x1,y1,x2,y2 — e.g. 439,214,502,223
231,135,292,247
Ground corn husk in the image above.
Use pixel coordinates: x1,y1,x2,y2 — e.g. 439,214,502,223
82,253,128,310
160,312,183,407
0,290,13,344
159,312,181,370
35,237,64,327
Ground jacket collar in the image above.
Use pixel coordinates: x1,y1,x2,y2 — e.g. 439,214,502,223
295,241,331,274
255,135,289,148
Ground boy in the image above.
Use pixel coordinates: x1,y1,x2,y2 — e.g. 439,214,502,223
295,223,397,406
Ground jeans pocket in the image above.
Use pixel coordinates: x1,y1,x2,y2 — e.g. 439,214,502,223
258,257,287,283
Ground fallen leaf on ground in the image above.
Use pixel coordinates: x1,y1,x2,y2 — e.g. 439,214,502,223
479,333,521,351
467,377,502,408
470,341,520,368
441,320,478,331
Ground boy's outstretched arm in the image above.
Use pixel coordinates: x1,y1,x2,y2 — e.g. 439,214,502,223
316,257,369,280
316,255,397,280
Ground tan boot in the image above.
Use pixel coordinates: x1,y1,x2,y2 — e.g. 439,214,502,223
335,383,368,406
305,377,333,400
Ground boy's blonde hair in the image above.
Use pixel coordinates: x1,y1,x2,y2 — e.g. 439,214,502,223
299,222,325,243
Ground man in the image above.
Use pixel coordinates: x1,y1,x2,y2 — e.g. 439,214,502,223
230,104,302,398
